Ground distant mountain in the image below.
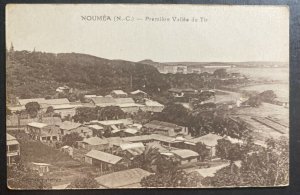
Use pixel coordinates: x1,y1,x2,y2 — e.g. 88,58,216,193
6,51,170,99
165,61,289,68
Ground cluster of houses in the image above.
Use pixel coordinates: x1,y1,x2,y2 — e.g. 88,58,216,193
6,88,243,188
7,89,164,118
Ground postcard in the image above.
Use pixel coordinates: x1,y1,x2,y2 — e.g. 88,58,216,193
6,4,289,189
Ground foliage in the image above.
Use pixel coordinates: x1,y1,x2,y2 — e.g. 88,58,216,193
61,132,83,147
258,90,277,103
6,51,169,99
67,177,99,189
131,145,161,172
46,106,54,114
194,142,210,161
154,103,190,127
73,106,125,123
203,137,289,187
25,102,41,118
7,160,52,189
213,68,228,78
215,138,244,162
247,95,262,107
141,170,203,187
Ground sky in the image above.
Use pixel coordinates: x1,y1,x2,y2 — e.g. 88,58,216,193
6,4,289,62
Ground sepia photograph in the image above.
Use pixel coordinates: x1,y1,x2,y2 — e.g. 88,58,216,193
6,4,289,189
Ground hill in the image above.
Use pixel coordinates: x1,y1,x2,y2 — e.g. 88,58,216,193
6,51,170,100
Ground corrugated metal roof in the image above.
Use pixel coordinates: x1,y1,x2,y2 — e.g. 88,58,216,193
59,121,81,130
82,137,108,145
120,142,144,150
111,90,127,95
171,149,199,159
130,90,147,95
86,150,122,164
95,168,151,188
189,133,223,147
27,122,48,128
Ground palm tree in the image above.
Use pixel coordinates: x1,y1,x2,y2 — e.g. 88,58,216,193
132,145,161,172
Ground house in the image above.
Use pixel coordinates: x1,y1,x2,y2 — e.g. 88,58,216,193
31,162,51,176
118,142,145,159
78,137,109,151
56,85,70,93
130,90,148,98
110,90,128,98
185,133,223,158
142,99,164,112
59,121,82,135
7,133,20,165
87,124,104,136
6,116,62,130
27,122,61,142
17,98,46,106
143,120,188,137
115,98,144,113
123,127,139,136
171,149,199,164
89,119,133,132
95,168,151,188
18,98,70,108
61,145,74,157
85,150,124,172
51,104,78,118
90,97,116,107
59,121,93,138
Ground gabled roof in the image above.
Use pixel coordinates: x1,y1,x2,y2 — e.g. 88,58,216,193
7,133,19,145
59,121,81,131
120,142,144,150
171,149,199,159
27,122,49,128
90,97,116,106
43,98,70,105
86,150,122,164
18,98,45,106
144,120,182,131
111,90,127,95
87,124,104,130
7,133,16,141
115,98,135,104
130,90,147,95
95,168,151,188
144,99,164,107
124,128,138,135
189,133,223,147
82,137,108,145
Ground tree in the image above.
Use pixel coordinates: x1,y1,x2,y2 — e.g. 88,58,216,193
213,68,227,78
141,170,203,187
73,107,97,123
61,132,83,147
156,103,190,127
131,145,161,172
202,137,289,187
99,106,125,120
25,102,41,118
67,177,99,189
194,142,210,161
216,138,244,164
259,90,277,103
247,95,262,107
46,106,54,114
7,161,52,189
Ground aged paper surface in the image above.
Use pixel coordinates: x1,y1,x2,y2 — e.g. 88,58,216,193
6,4,289,189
